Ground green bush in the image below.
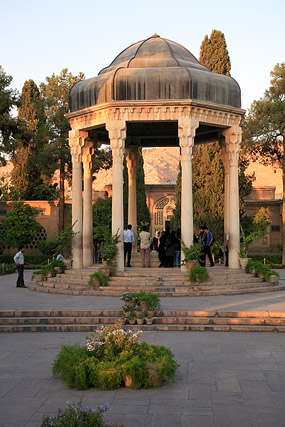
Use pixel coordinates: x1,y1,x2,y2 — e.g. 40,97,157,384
88,271,109,287
189,264,209,283
52,321,179,391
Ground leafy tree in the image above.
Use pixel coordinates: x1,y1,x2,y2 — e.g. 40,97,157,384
199,30,231,76
37,223,76,258
0,177,21,201
243,63,285,261
0,66,19,164
1,201,42,248
40,69,84,230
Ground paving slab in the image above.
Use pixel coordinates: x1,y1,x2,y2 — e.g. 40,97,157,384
1,270,285,426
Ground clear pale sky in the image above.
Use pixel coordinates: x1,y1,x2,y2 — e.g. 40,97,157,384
1,0,284,112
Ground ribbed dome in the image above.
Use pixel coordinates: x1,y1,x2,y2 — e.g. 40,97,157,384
69,34,241,112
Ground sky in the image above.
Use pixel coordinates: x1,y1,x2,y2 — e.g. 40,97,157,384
1,0,284,112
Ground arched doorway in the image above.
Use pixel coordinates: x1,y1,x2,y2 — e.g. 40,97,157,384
152,196,176,236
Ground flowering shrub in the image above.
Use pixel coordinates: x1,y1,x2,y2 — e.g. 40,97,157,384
41,399,124,426
52,321,178,390
86,321,142,357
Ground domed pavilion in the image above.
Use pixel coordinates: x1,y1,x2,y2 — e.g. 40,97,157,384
67,34,244,271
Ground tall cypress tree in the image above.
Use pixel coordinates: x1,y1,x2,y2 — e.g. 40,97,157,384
136,149,151,227
199,30,231,76
11,80,55,200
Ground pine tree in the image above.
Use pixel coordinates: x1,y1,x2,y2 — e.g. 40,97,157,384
199,30,231,76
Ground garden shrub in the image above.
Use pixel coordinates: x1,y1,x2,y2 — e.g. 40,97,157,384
41,399,124,427
52,321,179,391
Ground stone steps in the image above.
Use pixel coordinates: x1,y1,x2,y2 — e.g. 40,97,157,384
28,265,285,297
1,309,285,333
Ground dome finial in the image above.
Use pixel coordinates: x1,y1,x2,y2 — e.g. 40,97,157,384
151,33,160,38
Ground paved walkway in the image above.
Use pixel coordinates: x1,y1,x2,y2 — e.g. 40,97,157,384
1,270,285,426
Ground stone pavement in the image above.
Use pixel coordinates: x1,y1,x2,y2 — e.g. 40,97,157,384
1,270,285,426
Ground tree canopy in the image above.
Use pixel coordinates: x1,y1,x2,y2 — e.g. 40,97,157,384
243,62,285,260
0,66,19,165
199,30,231,76
1,201,42,248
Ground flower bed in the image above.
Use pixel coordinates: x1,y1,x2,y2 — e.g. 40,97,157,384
52,321,178,390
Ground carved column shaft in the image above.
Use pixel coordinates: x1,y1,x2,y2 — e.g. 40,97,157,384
69,130,88,269
82,139,94,268
106,120,126,272
222,144,230,255
178,117,199,266
222,126,241,269
126,146,139,252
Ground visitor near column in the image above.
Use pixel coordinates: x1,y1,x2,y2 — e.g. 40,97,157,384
204,226,215,267
14,246,26,288
139,225,151,267
124,224,135,267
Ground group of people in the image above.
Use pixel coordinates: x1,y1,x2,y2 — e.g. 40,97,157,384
123,224,181,268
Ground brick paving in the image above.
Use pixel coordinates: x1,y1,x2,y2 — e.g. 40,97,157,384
1,270,285,426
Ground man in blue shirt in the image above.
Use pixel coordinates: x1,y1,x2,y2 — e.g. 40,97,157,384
124,224,135,267
204,226,214,267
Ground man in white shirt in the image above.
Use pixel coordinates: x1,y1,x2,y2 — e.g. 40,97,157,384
123,224,135,267
14,246,26,288
139,225,151,267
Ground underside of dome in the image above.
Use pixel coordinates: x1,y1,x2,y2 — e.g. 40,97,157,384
69,34,241,112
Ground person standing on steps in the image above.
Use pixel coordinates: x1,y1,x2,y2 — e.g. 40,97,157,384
139,225,151,268
124,224,135,267
14,246,26,288
204,226,215,267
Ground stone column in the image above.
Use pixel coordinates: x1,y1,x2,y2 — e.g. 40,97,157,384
178,117,199,267
222,126,241,269
82,139,94,268
221,144,230,263
106,120,126,272
69,130,88,269
125,146,139,252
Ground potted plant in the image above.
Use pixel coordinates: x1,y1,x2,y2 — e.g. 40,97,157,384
128,315,136,325
32,270,45,282
136,291,160,312
88,271,108,287
181,239,203,270
122,305,134,318
136,312,145,325
101,231,120,270
254,262,270,281
120,292,136,308
189,264,209,283
265,269,280,285
146,315,153,325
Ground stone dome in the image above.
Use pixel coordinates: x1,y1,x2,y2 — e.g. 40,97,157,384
69,34,241,112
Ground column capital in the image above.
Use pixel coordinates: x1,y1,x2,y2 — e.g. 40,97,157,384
125,146,139,179
178,117,199,160
106,120,126,162
69,130,88,162
82,138,94,169
222,126,241,166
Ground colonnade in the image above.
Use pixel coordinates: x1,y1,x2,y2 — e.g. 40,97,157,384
69,119,241,272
